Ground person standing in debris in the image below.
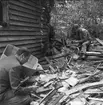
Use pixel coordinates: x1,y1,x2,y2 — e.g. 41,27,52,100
44,24,55,56
0,48,39,105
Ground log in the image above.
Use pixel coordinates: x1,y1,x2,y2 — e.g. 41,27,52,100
85,89,103,94
85,51,102,56
65,80,103,96
60,80,103,104
36,87,52,94
88,97,103,102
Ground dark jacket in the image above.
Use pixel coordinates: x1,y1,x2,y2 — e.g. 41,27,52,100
0,56,20,95
0,56,32,102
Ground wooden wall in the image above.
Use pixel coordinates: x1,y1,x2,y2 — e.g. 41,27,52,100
0,0,49,64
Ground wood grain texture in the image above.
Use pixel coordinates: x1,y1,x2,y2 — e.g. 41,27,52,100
0,0,49,63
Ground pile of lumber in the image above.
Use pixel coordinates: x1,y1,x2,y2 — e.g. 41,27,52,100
30,38,103,105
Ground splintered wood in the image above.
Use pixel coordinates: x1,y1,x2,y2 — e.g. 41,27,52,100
31,38,103,105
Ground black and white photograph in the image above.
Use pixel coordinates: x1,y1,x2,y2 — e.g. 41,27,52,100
0,0,103,105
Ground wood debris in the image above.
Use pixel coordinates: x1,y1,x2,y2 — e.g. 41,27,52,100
30,38,103,105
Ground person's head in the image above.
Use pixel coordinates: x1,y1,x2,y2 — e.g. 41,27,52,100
16,47,30,64
73,24,79,30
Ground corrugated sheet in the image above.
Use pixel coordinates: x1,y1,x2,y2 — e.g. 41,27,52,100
0,0,49,64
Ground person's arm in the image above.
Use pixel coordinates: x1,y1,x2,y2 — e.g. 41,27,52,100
9,66,38,95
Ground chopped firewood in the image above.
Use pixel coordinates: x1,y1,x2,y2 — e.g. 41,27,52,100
88,97,103,102
31,93,41,99
44,81,53,88
29,38,103,105
36,87,52,94
39,88,58,105
84,88,103,94
58,80,103,105
85,51,102,56
48,93,64,105
64,80,103,96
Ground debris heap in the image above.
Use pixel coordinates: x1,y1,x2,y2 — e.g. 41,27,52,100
30,38,103,105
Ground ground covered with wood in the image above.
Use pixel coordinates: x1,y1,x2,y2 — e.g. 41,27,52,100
30,38,103,105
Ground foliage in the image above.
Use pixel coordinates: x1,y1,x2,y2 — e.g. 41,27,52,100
50,0,103,39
